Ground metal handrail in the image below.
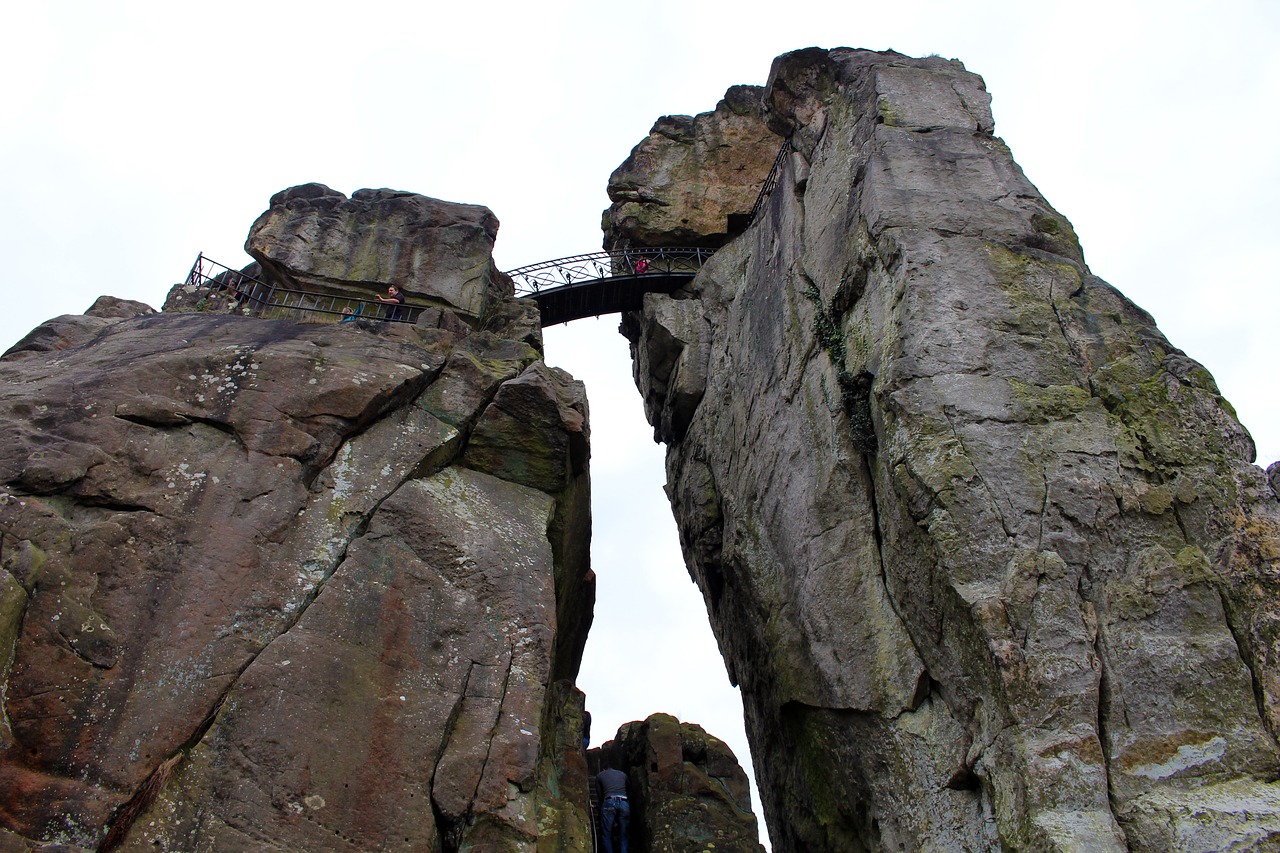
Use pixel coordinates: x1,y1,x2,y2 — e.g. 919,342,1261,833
182,247,713,327
504,247,714,298
746,139,792,225
184,255,420,325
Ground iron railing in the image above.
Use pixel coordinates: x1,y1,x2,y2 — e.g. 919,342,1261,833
747,139,792,225
184,254,421,324
504,247,715,298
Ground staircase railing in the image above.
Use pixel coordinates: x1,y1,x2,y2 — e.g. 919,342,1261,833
746,139,792,225
184,254,421,324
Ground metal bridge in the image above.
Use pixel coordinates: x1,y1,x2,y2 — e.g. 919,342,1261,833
506,247,714,324
182,246,715,328
183,141,791,327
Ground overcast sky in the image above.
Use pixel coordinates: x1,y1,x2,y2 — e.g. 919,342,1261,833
4,2,1277,845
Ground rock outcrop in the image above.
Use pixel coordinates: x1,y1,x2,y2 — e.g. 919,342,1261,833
0,193,593,851
246,183,504,320
621,48,1280,851
590,714,764,853
603,85,781,250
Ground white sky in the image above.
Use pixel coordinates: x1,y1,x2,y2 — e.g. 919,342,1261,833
3,2,1277,846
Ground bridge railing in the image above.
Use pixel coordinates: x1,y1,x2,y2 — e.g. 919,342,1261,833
504,247,714,297
181,244,716,326
184,254,422,324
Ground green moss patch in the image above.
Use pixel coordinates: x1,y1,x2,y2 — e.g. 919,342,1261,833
802,284,876,453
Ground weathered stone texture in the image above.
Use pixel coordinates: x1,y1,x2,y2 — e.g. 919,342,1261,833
623,47,1280,852
245,183,506,320
603,85,782,250
591,713,763,853
0,209,593,850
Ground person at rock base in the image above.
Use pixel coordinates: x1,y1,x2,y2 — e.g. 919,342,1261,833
596,762,630,853
376,285,406,321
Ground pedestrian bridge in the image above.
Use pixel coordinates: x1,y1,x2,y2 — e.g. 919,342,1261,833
506,247,714,325
182,246,716,328
185,142,790,327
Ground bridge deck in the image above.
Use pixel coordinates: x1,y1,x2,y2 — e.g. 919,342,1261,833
528,271,692,325
506,247,711,325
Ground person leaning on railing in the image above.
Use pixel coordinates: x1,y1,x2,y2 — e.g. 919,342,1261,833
375,285,406,321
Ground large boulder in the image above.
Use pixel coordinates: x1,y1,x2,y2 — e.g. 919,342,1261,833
246,183,506,321
622,47,1280,852
591,714,763,853
0,252,593,850
603,86,783,250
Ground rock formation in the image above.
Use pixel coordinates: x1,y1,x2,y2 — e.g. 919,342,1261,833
590,714,764,853
8,42,1275,853
0,192,596,851
617,48,1280,851
604,85,780,250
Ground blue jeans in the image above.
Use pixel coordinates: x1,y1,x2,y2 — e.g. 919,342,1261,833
601,797,630,853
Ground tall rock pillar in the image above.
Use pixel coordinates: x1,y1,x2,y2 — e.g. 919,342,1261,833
0,189,595,852
621,48,1280,851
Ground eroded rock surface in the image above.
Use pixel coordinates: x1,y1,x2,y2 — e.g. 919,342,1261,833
590,714,763,853
603,85,782,250
623,47,1280,851
0,200,592,850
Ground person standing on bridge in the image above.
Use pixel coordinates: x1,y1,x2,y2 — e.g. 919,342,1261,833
633,256,650,274
596,761,631,853
376,285,406,322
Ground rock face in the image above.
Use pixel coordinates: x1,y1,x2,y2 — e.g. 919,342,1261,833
603,85,781,250
590,714,763,853
623,48,1280,851
0,196,593,850
245,183,505,320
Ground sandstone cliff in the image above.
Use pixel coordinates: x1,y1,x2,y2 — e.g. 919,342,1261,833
0,193,595,851
618,48,1280,851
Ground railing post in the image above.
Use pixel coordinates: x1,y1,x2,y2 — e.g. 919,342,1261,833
186,252,204,288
